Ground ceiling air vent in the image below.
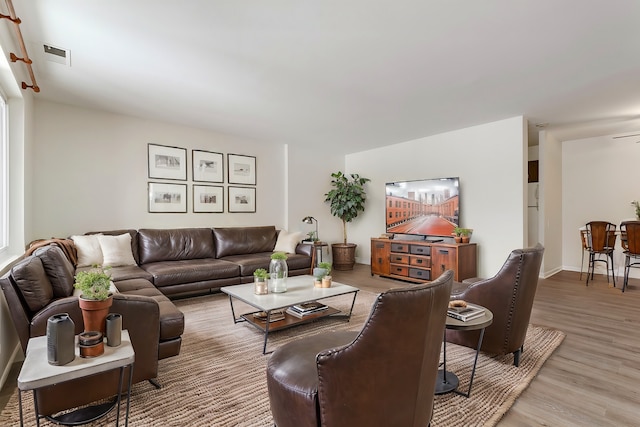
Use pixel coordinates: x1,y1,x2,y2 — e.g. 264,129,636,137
43,44,70,66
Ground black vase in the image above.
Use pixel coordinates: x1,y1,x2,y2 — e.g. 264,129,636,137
47,313,75,365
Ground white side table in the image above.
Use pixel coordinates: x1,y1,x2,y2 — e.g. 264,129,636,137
18,330,135,427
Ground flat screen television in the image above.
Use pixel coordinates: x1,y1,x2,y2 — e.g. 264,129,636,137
385,177,460,240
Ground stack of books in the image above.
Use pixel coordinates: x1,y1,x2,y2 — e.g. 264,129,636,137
447,302,485,322
286,301,329,318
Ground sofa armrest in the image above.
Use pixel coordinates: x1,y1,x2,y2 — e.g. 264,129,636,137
30,296,84,337
295,243,313,257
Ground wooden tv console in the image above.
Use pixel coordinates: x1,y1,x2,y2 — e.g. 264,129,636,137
371,238,477,283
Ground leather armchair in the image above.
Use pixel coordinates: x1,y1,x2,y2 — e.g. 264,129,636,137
446,243,544,366
266,270,453,427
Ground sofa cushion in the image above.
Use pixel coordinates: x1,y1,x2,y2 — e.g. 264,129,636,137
138,228,216,264
86,230,140,264
114,278,185,341
71,234,103,267
33,246,75,298
219,252,273,277
141,258,239,288
274,230,304,254
97,233,137,267
213,226,277,258
12,257,54,312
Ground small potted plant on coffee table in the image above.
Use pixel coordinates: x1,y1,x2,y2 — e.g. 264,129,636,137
253,268,269,295
318,262,332,288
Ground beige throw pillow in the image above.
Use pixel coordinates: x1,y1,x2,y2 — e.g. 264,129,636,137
98,233,137,267
71,234,103,267
274,230,304,254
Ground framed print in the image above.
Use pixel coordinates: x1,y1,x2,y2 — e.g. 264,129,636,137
148,144,187,180
193,185,224,213
148,182,187,213
192,150,224,183
228,186,256,213
228,154,256,185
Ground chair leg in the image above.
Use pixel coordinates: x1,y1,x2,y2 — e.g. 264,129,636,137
513,346,523,367
579,249,585,280
610,253,616,287
623,256,630,293
148,378,162,389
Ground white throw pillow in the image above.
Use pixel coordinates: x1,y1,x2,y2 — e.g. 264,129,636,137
274,230,304,254
71,234,104,267
98,233,137,267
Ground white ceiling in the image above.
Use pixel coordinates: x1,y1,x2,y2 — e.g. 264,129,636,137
6,1,640,153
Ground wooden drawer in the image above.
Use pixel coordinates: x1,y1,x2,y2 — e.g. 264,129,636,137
410,245,431,256
409,256,431,268
390,243,409,253
389,264,409,276
409,268,431,280
390,254,409,264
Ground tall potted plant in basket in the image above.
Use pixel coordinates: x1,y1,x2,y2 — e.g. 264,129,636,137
74,265,113,333
324,171,370,270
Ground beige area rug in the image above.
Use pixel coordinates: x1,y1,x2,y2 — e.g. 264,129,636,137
0,291,564,426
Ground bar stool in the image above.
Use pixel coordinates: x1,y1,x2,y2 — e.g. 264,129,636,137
620,220,640,292
585,221,617,287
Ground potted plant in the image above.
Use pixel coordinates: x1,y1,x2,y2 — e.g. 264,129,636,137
324,171,370,270
269,252,288,293
453,227,463,243
460,228,473,243
253,268,269,295
74,265,113,333
319,262,333,287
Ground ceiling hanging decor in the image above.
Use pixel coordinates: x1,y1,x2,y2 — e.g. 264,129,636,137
1,0,39,92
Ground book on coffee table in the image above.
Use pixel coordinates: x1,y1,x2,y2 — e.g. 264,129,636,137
286,302,329,318
447,303,485,322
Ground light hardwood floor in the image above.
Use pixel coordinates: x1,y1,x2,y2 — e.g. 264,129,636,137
2,265,639,425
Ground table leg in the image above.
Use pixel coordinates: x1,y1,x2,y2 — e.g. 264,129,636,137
33,390,40,427
18,389,23,427
435,330,459,394
115,365,124,427
262,310,272,355
454,327,486,398
228,295,240,323
125,363,134,427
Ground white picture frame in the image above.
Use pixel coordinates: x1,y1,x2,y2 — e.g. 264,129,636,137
148,182,187,213
148,144,187,181
228,186,256,213
193,185,224,213
227,153,256,185
192,150,224,183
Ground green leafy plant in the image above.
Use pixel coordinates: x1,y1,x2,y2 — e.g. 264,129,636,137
632,200,640,219
453,227,463,236
318,262,332,275
271,252,288,261
253,268,269,280
324,171,370,244
74,265,112,301
460,228,473,237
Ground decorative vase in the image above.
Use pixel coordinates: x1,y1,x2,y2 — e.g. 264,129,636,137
322,275,332,288
254,278,268,295
78,295,113,333
269,259,288,293
46,313,75,366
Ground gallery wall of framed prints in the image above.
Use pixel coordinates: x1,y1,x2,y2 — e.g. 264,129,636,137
146,143,256,214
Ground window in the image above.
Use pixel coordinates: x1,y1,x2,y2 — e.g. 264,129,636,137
0,93,7,255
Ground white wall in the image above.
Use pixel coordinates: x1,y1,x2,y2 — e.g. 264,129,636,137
31,101,293,239
562,133,640,278
539,131,563,277
346,116,527,278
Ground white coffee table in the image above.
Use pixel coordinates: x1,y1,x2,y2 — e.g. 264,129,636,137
18,330,135,427
221,275,359,354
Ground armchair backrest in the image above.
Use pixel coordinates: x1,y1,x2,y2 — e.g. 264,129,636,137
451,243,544,356
315,270,453,427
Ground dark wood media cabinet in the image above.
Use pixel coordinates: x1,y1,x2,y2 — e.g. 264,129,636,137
371,238,477,283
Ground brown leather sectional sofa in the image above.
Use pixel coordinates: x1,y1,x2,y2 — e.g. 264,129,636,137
0,225,312,416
